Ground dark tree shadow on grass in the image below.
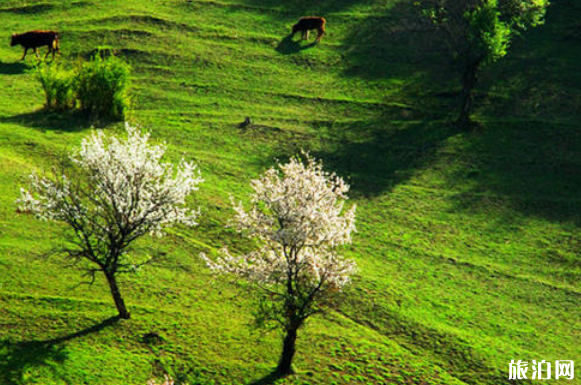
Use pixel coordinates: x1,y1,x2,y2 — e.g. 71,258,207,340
0,316,119,385
448,120,581,224
0,109,96,132
237,0,367,17
248,108,457,198
0,341,67,385
439,1,581,223
340,2,451,82
326,0,581,222
339,294,535,385
247,370,283,385
0,60,28,75
311,119,457,197
474,0,581,120
337,1,477,128
275,35,317,55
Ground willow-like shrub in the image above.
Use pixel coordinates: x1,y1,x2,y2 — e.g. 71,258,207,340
35,63,75,111
34,54,131,120
75,54,131,119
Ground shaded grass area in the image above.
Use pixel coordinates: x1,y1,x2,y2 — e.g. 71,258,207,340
0,61,28,76
0,110,95,132
312,120,456,197
0,316,119,385
0,0,579,384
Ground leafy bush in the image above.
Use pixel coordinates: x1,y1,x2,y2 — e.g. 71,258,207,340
34,53,131,120
75,54,131,119
35,63,75,111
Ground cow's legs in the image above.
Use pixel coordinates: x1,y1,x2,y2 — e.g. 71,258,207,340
52,39,59,59
34,48,40,58
305,30,309,40
21,48,28,61
45,47,52,59
316,29,324,43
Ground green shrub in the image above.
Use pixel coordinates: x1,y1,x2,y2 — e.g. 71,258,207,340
74,54,131,119
35,63,75,111
34,54,131,120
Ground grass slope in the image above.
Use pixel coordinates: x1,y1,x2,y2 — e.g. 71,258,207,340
0,0,580,384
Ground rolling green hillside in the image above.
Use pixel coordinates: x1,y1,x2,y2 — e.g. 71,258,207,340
0,0,580,384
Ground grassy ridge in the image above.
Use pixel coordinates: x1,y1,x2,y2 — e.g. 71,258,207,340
0,0,580,384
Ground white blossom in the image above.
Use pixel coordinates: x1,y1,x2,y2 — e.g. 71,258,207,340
17,123,203,318
18,123,203,238
203,153,356,302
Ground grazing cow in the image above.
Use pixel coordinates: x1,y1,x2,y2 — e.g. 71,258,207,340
10,30,59,60
292,17,326,43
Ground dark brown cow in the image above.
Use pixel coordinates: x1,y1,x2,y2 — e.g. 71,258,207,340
10,30,59,60
292,17,326,43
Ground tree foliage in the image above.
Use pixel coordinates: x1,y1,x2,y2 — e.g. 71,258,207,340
421,0,550,125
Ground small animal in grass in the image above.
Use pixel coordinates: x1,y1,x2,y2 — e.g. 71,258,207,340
10,30,60,61
239,116,252,129
291,17,326,43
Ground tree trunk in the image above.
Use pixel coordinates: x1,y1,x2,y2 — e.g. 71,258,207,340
458,58,481,128
104,272,130,319
276,323,300,376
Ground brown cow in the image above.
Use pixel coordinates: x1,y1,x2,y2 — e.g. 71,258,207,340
292,17,326,43
10,30,60,60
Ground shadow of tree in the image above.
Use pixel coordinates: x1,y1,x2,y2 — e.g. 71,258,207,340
275,35,317,55
448,120,581,223
315,0,581,221
237,0,367,17
246,108,456,197
313,119,457,197
247,370,283,385
0,341,68,385
0,60,29,75
475,0,581,122
0,316,120,385
438,1,581,223
0,109,96,132
338,294,535,385
340,2,450,81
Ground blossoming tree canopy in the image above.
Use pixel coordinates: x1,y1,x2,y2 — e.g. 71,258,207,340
203,154,356,375
18,123,203,319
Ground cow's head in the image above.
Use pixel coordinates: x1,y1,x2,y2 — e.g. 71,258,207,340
291,23,300,35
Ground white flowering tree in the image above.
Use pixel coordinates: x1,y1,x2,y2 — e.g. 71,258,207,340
203,154,356,375
18,124,203,319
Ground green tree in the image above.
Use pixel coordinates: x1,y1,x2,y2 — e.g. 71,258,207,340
421,0,549,127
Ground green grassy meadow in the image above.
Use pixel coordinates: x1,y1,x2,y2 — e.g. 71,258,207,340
0,0,580,384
